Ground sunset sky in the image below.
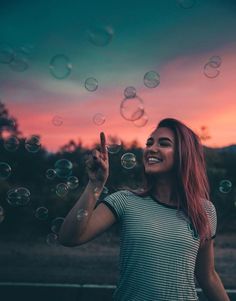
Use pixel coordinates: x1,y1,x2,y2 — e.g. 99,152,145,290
0,0,236,152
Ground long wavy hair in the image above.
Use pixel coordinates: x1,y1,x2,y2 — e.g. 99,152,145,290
133,118,212,246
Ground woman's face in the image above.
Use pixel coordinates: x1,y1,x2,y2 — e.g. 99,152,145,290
143,127,176,175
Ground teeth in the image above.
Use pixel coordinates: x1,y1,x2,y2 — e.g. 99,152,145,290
148,157,162,163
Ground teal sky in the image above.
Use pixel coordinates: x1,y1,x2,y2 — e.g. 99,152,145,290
0,0,236,151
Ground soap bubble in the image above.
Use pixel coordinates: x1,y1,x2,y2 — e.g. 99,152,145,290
9,51,29,72
133,111,149,127
56,183,69,197
35,207,49,221
120,96,144,121
51,217,64,234
219,180,232,194
143,71,160,88
87,25,114,47
93,113,106,126
124,86,136,99
25,135,41,153
4,136,20,152
77,208,89,221
67,176,79,190
49,54,72,79
85,77,98,92
46,233,59,246
0,43,14,64
203,62,220,78
46,169,56,180
106,136,122,154
121,153,137,169
177,0,196,9
52,115,63,126
54,159,73,178
209,56,222,68
0,162,11,180
7,187,31,207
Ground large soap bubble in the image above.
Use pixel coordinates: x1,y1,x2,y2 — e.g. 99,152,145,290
25,135,41,153
0,43,14,64
49,54,72,79
4,136,20,152
7,187,31,206
87,25,114,47
0,162,11,180
85,77,98,92
143,71,160,88
121,153,137,169
54,159,73,178
120,96,144,121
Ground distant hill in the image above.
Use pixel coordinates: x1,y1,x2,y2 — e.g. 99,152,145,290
204,144,236,153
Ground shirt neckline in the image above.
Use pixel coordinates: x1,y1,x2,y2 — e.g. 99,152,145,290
149,195,179,209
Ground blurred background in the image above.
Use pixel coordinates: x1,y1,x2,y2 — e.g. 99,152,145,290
0,0,235,300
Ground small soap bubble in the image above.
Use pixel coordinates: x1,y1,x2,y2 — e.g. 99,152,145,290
143,71,160,88
209,56,222,68
52,115,63,126
93,113,106,126
121,153,137,169
6,187,30,207
87,25,114,47
4,136,20,152
0,162,11,180
49,54,72,79
46,169,57,180
124,86,136,99
219,180,232,194
67,176,79,189
51,217,64,234
203,62,220,79
85,77,98,92
25,135,41,153
54,159,73,178
35,207,49,221
177,0,196,9
0,43,14,64
133,111,149,127
76,208,89,221
120,96,144,121
46,233,59,246
106,136,122,154
56,183,69,198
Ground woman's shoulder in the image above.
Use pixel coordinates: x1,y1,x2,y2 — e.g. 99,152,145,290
200,198,216,213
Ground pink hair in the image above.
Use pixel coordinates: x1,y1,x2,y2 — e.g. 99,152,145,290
136,118,212,246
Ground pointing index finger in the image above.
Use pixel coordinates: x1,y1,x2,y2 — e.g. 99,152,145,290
100,132,107,156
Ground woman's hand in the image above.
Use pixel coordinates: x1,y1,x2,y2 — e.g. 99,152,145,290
85,132,109,189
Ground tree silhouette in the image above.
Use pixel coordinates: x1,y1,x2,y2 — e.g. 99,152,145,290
0,101,20,138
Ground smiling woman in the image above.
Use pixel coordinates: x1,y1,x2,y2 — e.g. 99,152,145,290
59,118,230,301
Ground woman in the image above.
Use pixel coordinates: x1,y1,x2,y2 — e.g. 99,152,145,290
59,118,230,301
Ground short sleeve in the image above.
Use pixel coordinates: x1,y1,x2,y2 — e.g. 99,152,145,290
203,200,217,239
101,190,130,222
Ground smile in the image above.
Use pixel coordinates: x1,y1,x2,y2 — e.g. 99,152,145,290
147,157,163,164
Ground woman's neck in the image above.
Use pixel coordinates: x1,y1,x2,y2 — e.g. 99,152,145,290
151,174,176,205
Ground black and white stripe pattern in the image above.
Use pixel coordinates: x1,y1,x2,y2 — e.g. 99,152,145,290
102,190,217,301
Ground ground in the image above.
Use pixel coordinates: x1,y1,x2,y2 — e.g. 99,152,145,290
0,232,235,289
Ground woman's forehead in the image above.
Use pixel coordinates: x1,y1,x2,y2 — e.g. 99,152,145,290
149,127,175,140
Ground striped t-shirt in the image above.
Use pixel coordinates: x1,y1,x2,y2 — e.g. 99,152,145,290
101,190,217,301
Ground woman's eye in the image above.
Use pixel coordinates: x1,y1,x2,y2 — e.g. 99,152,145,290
145,140,153,146
159,142,170,147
